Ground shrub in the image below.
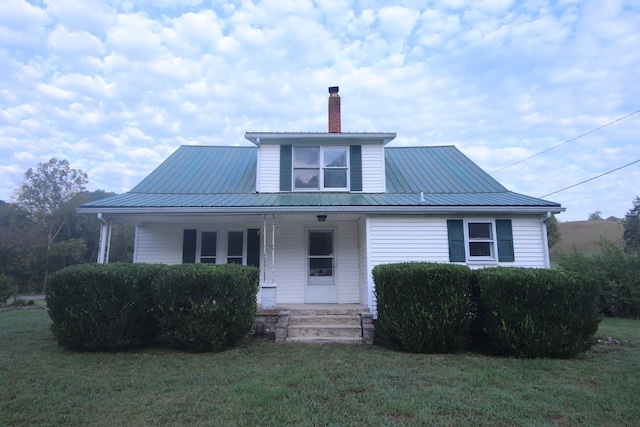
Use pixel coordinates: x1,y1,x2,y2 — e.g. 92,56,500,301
153,264,260,352
0,273,16,306
46,263,164,351
473,268,601,358
559,241,640,318
373,262,472,353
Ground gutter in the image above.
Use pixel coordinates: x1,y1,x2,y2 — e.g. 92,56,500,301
80,205,565,216
541,212,552,268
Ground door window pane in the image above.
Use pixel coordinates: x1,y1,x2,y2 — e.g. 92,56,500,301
309,231,333,256
309,258,333,277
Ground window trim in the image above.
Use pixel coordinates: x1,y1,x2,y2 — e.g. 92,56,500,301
464,220,497,262
292,145,350,191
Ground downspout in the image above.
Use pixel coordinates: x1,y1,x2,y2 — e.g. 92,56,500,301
541,212,552,268
97,213,112,264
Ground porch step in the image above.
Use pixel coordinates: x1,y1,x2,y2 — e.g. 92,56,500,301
284,336,364,344
290,314,361,326
283,312,365,343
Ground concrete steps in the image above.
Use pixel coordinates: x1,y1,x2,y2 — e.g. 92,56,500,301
277,308,373,344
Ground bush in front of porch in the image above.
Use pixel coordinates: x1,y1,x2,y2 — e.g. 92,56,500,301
154,264,260,352
373,262,472,353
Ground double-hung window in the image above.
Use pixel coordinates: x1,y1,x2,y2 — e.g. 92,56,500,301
293,146,348,191
467,222,495,259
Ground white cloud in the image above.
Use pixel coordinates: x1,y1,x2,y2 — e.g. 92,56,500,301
44,0,115,34
47,25,106,56
106,13,164,61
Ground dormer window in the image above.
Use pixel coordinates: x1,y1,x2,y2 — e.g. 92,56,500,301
293,146,348,191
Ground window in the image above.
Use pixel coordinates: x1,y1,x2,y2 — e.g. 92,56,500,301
293,146,348,191
467,222,494,258
200,231,217,263
227,231,244,264
447,219,514,263
183,229,260,266
196,231,244,264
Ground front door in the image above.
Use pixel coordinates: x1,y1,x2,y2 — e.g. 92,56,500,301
305,229,338,303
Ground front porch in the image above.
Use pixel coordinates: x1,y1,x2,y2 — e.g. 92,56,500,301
254,304,374,345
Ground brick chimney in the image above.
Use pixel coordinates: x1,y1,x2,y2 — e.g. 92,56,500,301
328,86,341,133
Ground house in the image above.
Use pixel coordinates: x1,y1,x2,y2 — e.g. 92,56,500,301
79,87,563,343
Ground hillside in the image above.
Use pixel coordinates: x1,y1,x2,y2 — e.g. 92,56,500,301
551,220,624,257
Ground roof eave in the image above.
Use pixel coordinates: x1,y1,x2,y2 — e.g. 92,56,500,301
78,205,565,216
244,132,397,146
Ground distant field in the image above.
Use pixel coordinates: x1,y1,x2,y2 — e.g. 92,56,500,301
552,220,624,257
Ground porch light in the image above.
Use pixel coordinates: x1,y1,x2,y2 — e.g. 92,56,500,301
317,215,327,222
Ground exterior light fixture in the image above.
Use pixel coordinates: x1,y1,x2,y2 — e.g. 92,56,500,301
317,215,327,222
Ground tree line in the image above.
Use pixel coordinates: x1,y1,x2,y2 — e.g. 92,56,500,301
0,158,133,295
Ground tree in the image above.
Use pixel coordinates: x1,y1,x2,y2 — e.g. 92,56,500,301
13,158,88,291
622,196,640,255
588,211,603,221
546,214,561,248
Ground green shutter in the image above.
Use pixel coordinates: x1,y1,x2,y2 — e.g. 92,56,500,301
350,145,362,191
247,228,260,268
280,145,292,191
447,220,466,262
182,229,197,263
496,219,515,262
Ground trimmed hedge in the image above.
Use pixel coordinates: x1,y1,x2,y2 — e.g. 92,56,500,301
154,264,260,352
46,263,164,351
473,268,602,358
373,262,472,353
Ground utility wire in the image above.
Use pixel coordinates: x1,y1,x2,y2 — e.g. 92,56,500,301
491,109,640,174
539,159,640,198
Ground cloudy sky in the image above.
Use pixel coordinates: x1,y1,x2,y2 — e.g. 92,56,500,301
1,0,638,221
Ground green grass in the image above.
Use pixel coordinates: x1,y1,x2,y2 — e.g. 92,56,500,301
1,311,639,426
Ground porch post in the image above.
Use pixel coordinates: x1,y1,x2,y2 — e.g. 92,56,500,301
97,213,112,264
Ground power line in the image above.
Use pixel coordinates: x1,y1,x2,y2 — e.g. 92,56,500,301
539,159,640,198
491,109,640,174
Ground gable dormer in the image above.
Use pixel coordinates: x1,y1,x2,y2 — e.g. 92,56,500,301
245,87,395,194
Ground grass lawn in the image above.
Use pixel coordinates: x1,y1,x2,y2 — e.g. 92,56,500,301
1,309,639,426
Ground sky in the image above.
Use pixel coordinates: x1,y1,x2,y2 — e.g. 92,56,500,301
1,0,639,222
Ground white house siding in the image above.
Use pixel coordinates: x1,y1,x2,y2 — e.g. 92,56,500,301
361,144,385,193
257,144,280,193
336,220,360,303
510,216,548,268
358,216,369,307
134,224,185,264
269,220,306,303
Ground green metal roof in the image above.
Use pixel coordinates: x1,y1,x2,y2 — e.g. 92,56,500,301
80,144,562,213
131,146,256,194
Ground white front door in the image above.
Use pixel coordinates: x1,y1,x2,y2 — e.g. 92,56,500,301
305,229,338,303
